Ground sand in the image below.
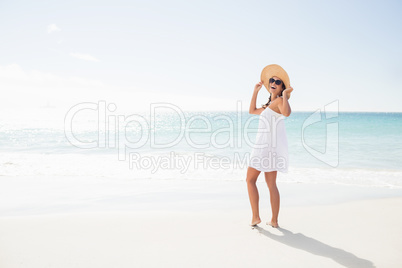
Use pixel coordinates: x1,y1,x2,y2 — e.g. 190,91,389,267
1,177,402,267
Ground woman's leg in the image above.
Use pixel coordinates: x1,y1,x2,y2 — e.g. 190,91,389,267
246,167,262,225
264,171,280,227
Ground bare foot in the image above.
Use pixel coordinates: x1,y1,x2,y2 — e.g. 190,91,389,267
266,221,279,228
251,217,261,226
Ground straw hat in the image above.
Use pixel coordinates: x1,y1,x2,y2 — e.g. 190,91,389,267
261,64,291,99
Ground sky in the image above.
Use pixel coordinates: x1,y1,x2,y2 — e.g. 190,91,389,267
0,0,401,115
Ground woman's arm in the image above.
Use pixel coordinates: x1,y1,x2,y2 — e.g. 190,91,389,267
278,86,293,117
249,82,265,115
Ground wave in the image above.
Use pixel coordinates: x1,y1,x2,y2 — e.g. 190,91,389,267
1,152,401,188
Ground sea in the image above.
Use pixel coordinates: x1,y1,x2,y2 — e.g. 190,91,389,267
1,105,402,188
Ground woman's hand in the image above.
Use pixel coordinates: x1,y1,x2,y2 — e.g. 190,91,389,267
254,81,263,92
249,81,265,115
283,86,293,98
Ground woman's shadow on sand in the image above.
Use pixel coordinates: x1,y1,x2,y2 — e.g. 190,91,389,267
253,226,375,268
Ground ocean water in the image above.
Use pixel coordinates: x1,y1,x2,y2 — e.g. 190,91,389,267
1,108,402,188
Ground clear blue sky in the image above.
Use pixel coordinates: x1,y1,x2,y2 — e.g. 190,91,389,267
1,0,401,113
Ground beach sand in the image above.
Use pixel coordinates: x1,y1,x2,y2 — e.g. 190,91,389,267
0,177,402,267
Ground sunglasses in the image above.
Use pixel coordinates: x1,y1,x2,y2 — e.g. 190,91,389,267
269,78,283,86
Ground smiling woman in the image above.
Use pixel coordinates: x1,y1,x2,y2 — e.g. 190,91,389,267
246,64,293,228
261,64,292,110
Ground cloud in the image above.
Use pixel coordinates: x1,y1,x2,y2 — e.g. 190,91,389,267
0,63,107,114
47,24,61,34
0,64,242,114
0,63,104,87
70,53,100,62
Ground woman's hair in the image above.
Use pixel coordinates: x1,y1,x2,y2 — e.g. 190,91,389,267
262,79,285,108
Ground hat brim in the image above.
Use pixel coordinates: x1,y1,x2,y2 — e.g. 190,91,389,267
261,64,291,99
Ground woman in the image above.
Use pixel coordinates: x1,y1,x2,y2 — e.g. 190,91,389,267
246,64,293,228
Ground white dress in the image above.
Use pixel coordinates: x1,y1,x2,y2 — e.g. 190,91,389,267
248,106,289,173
